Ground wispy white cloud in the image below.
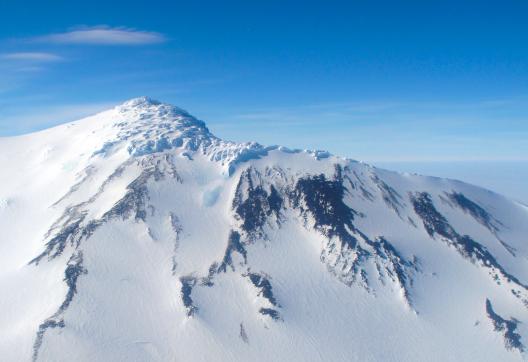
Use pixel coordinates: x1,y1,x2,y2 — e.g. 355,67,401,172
1,52,63,62
34,26,166,45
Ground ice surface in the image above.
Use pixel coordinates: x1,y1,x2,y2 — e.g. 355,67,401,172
0,98,527,361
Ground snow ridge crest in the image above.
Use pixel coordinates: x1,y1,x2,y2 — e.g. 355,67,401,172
93,97,332,175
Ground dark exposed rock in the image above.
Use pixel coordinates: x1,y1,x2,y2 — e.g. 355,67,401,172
232,168,282,239
259,308,281,320
247,273,278,306
371,174,404,216
103,168,151,222
32,252,86,362
246,272,282,320
365,237,417,306
180,276,198,316
218,231,247,273
30,214,86,264
31,162,159,265
446,192,516,256
486,299,524,353
447,192,500,233
411,192,527,290
239,323,249,343
59,252,88,314
291,165,360,249
169,212,182,275
410,192,455,239
407,217,418,228
32,319,65,362
350,170,375,201
30,158,183,358
290,166,419,299
51,165,96,207
201,263,218,287
359,185,375,202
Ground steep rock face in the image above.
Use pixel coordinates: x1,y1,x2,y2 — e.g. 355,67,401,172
486,299,524,353
410,192,528,307
0,98,527,361
291,166,361,249
232,167,283,240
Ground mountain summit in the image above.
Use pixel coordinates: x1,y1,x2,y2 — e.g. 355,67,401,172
0,99,527,361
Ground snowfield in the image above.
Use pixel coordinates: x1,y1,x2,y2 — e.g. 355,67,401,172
1,97,527,361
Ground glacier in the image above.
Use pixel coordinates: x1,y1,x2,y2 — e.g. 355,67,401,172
0,97,527,361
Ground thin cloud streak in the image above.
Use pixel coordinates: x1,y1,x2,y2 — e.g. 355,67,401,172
205,96,528,163
34,26,166,45
1,52,63,62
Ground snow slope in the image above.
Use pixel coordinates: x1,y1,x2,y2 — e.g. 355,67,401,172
1,97,527,361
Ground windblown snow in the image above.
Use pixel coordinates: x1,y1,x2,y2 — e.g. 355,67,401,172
1,97,528,361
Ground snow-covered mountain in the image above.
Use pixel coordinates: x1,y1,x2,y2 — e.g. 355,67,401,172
1,97,527,361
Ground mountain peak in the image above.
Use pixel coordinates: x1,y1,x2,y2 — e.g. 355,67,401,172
86,97,219,160
117,96,192,118
88,98,332,174
121,96,162,107
2,97,528,361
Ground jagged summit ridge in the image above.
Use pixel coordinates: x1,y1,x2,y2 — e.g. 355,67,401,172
120,96,162,107
93,97,216,160
117,96,195,120
92,97,334,174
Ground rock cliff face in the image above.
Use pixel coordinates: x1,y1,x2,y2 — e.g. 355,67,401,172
0,97,527,361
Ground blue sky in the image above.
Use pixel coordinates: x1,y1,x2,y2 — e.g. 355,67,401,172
0,0,527,163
